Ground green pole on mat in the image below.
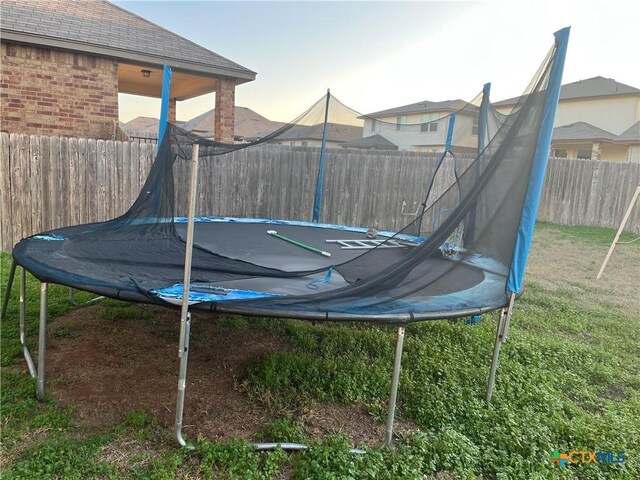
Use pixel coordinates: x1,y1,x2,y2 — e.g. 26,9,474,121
267,230,331,257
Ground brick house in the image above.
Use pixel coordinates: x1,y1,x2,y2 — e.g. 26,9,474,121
0,0,255,142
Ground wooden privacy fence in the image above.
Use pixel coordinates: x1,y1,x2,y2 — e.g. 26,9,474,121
1,131,639,251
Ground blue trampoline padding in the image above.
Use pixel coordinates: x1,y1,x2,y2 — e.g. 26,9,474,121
149,284,284,304
32,233,65,241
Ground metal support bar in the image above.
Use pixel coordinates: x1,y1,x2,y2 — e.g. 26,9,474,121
68,287,105,306
486,292,515,403
1,260,17,321
37,282,48,400
19,267,37,378
175,143,199,449
385,326,405,446
596,184,640,279
253,442,365,454
175,312,192,448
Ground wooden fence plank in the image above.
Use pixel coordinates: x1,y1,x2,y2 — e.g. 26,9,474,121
8,134,22,246
68,137,79,226
85,139,97,224
29,135,42,235
59,137,70,228
77,138,87,224
96,140,107,221
0,133,12,250
19,134,31,240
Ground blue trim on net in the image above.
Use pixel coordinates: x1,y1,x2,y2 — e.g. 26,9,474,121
507,27,570,294
477,83,491,153
157,65,172,143
313,89,331,223
307,266,333,290
173,216,426,243
445,113,456,151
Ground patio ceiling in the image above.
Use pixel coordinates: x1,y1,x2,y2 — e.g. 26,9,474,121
118,63,226,101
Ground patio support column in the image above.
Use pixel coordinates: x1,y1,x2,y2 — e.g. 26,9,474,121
591,141,601,161
214,77,236,143
168,98,177,123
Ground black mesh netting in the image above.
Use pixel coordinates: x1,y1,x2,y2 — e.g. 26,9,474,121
13,36,561,324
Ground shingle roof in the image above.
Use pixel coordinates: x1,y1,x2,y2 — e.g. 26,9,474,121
341,134,398,150
279,123,363,143
615,121,640,144
0,0,255,81
365,99,472,118
494,77,639,107
552,122,617,142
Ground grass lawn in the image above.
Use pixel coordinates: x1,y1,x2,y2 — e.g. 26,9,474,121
0,222,638,479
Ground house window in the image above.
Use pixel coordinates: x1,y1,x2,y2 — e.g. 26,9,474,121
552,148,567,158
472,117,479,136
290,142,295,146
301,141,308,147
371,119,379,132
396,116,406,131
577,148,592,160
420,113,438,133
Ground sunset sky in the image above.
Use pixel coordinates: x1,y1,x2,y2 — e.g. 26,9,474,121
116,0,640,123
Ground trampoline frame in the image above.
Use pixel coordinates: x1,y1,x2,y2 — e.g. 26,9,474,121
1,26,570,451
0,142,515,451
1,260,514,450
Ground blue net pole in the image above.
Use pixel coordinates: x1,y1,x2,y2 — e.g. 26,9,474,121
157,65,172,145
312,89,331,223
444,112,456,152
477,82,491,154
464,84,491,246
507,27,570,294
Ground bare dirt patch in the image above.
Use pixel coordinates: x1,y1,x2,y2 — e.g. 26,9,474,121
40,304,402,446
526,227,640,319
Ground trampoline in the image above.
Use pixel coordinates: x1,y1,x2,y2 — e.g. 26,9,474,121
2,28,570,449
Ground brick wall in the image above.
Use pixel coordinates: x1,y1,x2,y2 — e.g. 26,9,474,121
1,41,118,139
214,77,236,143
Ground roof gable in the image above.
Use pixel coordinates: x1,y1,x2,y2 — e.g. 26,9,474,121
552,121,617,142
0,0,255,81
495,76,639,107
615,121,640,144
341,134,398,150
365,99,472,118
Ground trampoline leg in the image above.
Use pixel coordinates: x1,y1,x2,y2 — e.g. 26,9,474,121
175,143,199,449
486,292,515,403
1,259,17,321
385,326,405,447
175,312,193,449
37,282,47,400
19,268,37,378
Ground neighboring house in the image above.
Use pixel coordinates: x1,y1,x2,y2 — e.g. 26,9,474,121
267,123,363,148
360,100,479,153
0,0,255,142
181,107,286,142
122,107,285,142
495,77,640,162
550,122,628,161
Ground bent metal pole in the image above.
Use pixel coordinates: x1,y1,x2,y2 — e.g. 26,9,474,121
175,142,199,448
385,326,405,446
